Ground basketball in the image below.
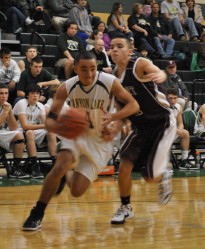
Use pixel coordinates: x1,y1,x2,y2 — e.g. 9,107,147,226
55,108,90,139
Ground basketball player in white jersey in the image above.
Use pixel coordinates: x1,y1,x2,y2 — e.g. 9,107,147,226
166,88,196,170
13,84,57,179
22,51,139,231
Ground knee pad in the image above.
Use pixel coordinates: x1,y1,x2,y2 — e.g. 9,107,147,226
14,139,25,144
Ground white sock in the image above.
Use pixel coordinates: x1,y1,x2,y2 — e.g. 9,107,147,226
182,151,188,160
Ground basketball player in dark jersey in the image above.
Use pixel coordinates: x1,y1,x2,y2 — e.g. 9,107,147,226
110,36,177,224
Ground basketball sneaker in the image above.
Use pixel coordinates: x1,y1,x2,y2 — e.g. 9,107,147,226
111,204,134,224
55,175,66,195
158,170,172,205
31,163,44,179
22,207,44,231
9,164,30,179
179,159,199,170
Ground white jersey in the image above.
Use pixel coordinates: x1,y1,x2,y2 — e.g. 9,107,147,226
171,103,181,119
65,71,116,136
13,98,46,128
194,104,205,136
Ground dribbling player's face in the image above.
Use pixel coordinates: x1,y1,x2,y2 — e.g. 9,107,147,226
74,59,97,86
110,38,132,64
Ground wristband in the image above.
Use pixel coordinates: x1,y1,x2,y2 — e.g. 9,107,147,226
47,112,58,120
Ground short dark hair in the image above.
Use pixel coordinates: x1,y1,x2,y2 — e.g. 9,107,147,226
25,84,41,97
0,83,9,89
74,51,97,65
110,35,132,49
66,21,78,29
166,88,179,96
30,56,43,66
0,48,11,58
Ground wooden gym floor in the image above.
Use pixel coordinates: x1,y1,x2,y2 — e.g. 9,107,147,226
0,169,205,249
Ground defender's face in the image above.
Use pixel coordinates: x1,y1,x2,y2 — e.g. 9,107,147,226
110,38,132,64
74,59,97,86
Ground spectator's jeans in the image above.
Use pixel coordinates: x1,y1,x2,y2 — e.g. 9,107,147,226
171,17,199,38
6,7,26,32
140,37,155,53
154,35,175,57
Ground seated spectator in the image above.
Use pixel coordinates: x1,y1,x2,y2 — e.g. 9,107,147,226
143,0,156,17
107,2,133,40
181,0,205,37
17,57,60,103
0,83,29,178
161,60,190,110
90,39,112,74
71,0,101,29
0,48,21,105
18,46,38,72
55,21,84,80
160,0,199,41
148,2,175,58
194,103,205,139
128,3,157,57
138,45,152,61
1,0,33,34
26,0,53,33
70,0,93,47
13,84,57,178
48,0,76,33
166,87,196,170
86,30,103,51
94,21,111,52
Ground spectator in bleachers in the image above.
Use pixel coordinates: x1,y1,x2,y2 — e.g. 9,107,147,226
90,39,112,74
194,103,205,139
94,21,111,52
107,2,133,40
161,60,190,110
161,0,199,41
143,0,156,17
55,21,84,80
86,30,103,51
0,48,21,106
148,2,175,58
18,46,38,72
71,0,101,29
17,57,60,103
69,0,93,47
127,3,158,58
0,83,29,178
181,0,205,37
138,45,152,61
166,87,196,170
48,0,76,33
24,0,53,33
13,84,57,178
1,0,33,34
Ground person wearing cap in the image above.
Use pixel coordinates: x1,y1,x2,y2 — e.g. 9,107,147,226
161,60,190,109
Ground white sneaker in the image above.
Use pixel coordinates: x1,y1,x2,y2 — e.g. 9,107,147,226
111,204,133,224
158,170,172,205
25,17,34,25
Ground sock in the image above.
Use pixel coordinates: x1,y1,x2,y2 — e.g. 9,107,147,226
13,158,21,167
182,151,188,160
35,201,47,215
121,196,130,205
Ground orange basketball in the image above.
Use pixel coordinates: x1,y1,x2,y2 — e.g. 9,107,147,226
56,108,90,139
